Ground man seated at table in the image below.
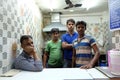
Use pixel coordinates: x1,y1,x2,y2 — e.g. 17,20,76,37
12,35,43,71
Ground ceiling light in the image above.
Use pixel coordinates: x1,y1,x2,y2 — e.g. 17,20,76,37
39,0,59,11
81,0,100,10
69,10,74,12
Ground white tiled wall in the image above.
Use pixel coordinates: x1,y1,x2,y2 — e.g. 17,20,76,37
112,30,120,50
0,0,43,74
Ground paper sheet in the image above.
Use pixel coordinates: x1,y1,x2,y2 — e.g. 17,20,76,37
0,69,21,77
87,68,109,80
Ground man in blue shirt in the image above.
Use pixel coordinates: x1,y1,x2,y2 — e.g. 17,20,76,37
61,19,78,68
13,35,43,71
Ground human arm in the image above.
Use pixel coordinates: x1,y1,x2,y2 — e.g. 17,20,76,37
62,42,73,49
43,42,50,68
32,50,43,71
14,53,43,72
43,51,49,68
32,49,40,60
14,44,43,72
15,37,43,71
80,44,100,69
72,48,76,67
61,34,73,49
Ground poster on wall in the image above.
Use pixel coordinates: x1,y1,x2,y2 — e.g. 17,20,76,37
109,0,120,31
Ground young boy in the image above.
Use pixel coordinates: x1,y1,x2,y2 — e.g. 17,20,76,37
72,21,100,69
61,19,78,68
43,28,63,68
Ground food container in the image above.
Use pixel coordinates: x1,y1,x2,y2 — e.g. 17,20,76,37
108,50,120,75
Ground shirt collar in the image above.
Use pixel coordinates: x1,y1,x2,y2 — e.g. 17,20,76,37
22,50,32,59
77,35,86,42
66,31,76,35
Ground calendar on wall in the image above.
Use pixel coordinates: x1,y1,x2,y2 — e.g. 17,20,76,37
109,0,120,31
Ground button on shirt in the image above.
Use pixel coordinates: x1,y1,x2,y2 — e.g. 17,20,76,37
13,51,43,71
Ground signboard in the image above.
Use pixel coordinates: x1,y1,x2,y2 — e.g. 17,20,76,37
109,0,120,31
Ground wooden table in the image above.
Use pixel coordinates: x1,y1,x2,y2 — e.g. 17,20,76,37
110,78,120,80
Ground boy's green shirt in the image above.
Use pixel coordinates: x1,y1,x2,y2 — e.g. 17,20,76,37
45,39,63,67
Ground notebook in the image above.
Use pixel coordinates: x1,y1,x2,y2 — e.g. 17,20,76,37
95,67,120,78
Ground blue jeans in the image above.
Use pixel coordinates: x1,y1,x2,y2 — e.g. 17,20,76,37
63,59,72,68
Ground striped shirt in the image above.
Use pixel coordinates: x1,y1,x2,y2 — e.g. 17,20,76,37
13,51,43,71
73,35,96,67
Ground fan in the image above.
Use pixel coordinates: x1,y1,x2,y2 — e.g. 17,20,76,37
64,0,82,9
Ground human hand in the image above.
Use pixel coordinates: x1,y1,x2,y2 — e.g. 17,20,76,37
80,63,93,69
24,46,34,54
